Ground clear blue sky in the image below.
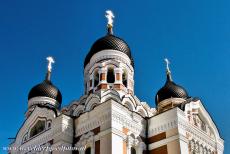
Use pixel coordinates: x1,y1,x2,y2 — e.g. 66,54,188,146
0,0,229,153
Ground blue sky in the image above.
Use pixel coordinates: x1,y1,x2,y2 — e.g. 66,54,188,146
0,0,229,153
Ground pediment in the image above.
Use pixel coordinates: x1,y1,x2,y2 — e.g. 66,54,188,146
185,100,220,139
14,106,56,145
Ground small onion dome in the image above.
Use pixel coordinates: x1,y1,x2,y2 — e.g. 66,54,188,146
28,80,62,103
28,57,62,106
155,74,188,105
84,34,134,67
155,59,189,105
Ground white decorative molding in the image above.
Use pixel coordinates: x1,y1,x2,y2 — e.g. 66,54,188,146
28,96,60,108
75,110,111,137
112,110,146,137
148,119,178,137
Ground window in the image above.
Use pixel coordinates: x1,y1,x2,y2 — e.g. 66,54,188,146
107,68,115,83
30,120,45,138
94,70,99,87
131,147,136,154
85,147,91,154
47,121,51,128
122,71,127,87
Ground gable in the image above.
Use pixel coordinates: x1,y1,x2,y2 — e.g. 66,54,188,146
185,100,221,139
13,106,57,146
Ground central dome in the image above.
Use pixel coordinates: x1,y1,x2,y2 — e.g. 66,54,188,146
84,34,134,67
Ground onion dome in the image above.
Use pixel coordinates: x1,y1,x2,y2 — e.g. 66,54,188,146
84,35,134,67
28,80,62,103
84,10,134,67
28,57,62,105
155,59,188,105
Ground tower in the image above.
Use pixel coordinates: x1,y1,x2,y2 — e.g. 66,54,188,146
84,10,134,96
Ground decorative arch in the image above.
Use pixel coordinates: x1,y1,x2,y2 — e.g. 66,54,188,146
136,107,148,117
79,95,88,105
122,96,137,108
85,94,100,111
123,101,135,111
101,89,121,103
73,105,85,117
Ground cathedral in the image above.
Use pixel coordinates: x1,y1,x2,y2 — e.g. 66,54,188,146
9,11,224,154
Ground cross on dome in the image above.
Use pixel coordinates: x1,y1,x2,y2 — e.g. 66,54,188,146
164,58,173,81
46,56,55,72
164,58,170,73
105,10,115,27
105,10,115,35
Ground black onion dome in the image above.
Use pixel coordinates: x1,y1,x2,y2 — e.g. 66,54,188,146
155,74,188,104
84,34,134,67
28,80,62,103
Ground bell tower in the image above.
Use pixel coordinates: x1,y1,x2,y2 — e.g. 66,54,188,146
83,10,134,97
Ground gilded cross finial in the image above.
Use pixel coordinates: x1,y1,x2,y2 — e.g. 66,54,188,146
164,58,173,81
164,58,170,73
105,10,115,27
105,10,115,34
46,56,55,72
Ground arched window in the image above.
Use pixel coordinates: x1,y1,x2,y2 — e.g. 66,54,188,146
73,150,79,154
47,121,51,128
76,110,84,117
131,147,136,154
107,67,115,83
122,71,127,87
30,120,45,138
85,147,91,154
94,70,99,87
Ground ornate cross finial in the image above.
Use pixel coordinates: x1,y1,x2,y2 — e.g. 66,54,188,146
105,10,115,27
46,56,55,72
164,58,172,81
164,58,170,73
105,10,115,34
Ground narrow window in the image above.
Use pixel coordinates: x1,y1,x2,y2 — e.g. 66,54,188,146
48,122,51,128
94,70,99,87
122,71,127,87
131,147,136,154
107,68,115,83
85,147,91,154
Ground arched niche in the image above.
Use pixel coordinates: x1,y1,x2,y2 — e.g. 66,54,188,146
122,69,128,87
107,67,115,83
93,69,99,87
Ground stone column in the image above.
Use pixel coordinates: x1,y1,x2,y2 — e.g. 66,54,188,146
114,68,123,90
98,68,108,90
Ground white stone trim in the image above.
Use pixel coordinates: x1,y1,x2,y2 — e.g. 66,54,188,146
28,96,60,108
149,134,179,150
